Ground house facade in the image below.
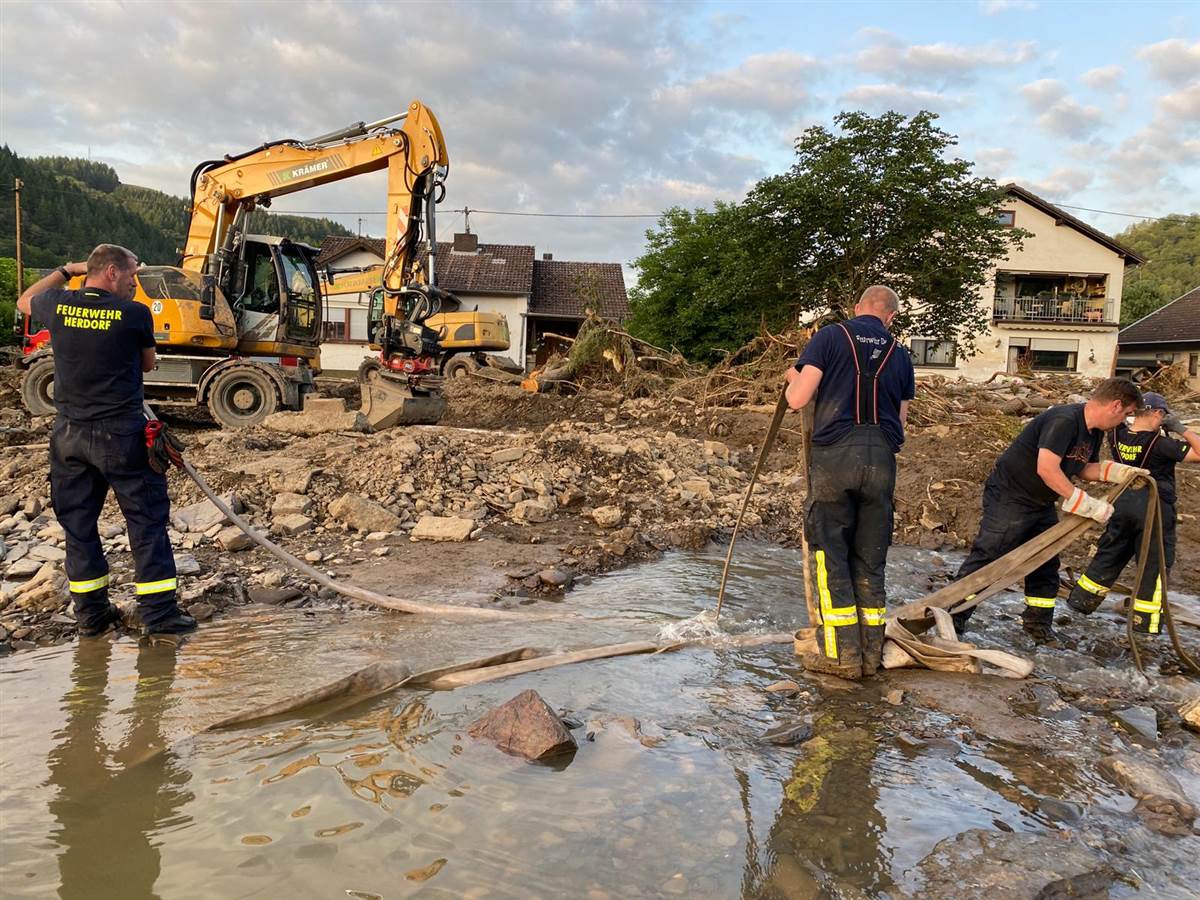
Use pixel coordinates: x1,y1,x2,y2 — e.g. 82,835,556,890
1116,286,1200,390
910,184,1144,380
313,232,629,375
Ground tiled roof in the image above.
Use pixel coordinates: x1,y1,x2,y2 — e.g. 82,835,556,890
315,236,384,267
530,259,630,321
1004,183,1145,264
1119,286,1200,345
423,242,535,295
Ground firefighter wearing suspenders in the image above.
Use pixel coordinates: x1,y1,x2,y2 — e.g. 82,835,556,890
785,286,916,680
1068,392,1200,634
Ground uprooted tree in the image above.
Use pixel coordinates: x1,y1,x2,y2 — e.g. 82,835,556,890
629,110,1027,363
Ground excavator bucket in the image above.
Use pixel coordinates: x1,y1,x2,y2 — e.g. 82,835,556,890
358,380,446,429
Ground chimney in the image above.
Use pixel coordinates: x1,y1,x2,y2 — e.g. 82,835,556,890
453,232,478,253
543,253,553,260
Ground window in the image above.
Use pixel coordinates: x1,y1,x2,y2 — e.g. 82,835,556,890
323,318,347,341
1009,337,1079,373
1190,354,1198,377
996,210,1016,227
909,338,956,367
348,307,369,342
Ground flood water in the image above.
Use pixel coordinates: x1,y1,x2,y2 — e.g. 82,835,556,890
2,544,1197,898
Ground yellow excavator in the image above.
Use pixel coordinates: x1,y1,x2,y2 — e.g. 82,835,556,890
20,100,504,428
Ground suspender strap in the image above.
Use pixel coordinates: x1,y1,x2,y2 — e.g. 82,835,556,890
1110,430,1159,468
838,322,898,426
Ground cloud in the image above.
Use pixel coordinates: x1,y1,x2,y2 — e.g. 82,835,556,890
1080,65,1124,91
1136,38,1200,86
1019,79,1105,138
839,83,968,114
979,0,1037,14
1021,167,1095,198
973,147,1016,175
655,52,820,118
1158,83,1200,123
855,29,1036,85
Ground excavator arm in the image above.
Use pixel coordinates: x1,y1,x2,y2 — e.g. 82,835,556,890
182,100,449,321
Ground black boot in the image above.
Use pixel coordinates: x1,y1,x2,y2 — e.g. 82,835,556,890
1066,584,1105,615
76,602,122,637
138,594,198,636
1021,608,1071,648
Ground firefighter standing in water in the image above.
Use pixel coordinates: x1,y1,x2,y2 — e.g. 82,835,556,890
1068,392,1200,633
785,285,916,680
17,245,196,637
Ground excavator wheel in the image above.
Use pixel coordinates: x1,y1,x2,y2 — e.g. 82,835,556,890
207,365,280,429
357,358,384,385
21,357,57,417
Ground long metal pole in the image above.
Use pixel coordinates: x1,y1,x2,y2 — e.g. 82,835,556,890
14,178,24,295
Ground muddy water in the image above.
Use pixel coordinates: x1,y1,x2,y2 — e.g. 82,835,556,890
1,545,1196,898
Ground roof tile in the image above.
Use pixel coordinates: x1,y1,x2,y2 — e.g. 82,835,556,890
530,259,630,320
1119,286,1200,345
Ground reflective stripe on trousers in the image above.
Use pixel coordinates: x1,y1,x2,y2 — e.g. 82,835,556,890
69,573,110,594
815,550,858,659
1024,595,1057,609
1075,573,1108,596
1133,576,1162,634
135,577,178,596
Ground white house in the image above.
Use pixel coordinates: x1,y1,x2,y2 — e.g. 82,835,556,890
910,184,1145,380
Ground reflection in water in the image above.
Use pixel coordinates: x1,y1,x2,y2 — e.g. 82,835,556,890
46,638,192,899
750,711,890,898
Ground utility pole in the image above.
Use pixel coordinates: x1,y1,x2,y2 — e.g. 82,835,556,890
13,178,24,294
357,216,363,236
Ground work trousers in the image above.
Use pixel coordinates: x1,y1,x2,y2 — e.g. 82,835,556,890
1069,489,1175,634
50,416,179,630
953,479,1061,631
805,427,896,670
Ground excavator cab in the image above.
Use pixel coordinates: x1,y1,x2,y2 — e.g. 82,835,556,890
229,235,322,358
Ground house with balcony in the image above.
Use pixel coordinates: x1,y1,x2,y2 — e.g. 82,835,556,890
909,184,1145,380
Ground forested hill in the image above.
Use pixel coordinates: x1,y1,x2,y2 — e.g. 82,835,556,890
0,146,352,267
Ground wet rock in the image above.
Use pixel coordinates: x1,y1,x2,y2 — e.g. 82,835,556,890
1180,696,1200,733
536,569,571,588
328,493,401,533
468,689,578,760
1036,797,1083,824
759,720,813,745
1098,753,1197,835
217,525,254,551
1112,705,1158,740
885,689,905,706
915,829,1104,898
187,602,215,622
273,514,314,536
411,516,473,542
173,494,242,533
249,586,303,605
271,493,312,517
764,679,801,696
173,553,202,576
592,505,623,529
1035,865,1122,900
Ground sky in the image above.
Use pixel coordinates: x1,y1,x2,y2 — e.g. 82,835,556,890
1,0,1197,280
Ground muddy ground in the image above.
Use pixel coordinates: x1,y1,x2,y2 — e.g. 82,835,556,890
1,370,1199,654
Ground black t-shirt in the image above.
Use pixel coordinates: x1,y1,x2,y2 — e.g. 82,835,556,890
795,315,916,452
30,286,155,422
990,403,1102,507
1109,425,1189,506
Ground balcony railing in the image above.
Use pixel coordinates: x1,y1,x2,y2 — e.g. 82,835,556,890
993,295,1114,324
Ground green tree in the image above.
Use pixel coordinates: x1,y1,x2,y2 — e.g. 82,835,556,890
1118,213,1200,324
0,257,39,346
629,111,1026,361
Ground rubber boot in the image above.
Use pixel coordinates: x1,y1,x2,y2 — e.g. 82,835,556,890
860,624,884,677
76,601,122,637
1021,607,1070,648
138,594,198,636
1066,584,1104,616
146,612,198,636
801,650,863,681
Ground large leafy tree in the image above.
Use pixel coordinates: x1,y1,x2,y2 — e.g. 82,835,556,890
629,111,1025,361
1117,213,1200,324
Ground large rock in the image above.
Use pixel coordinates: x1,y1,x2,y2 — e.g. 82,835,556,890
263,405,368,436
1099,753,1197,835
915,829,1106,898
592,505,623,529
511,498,554,524
272,514,314,536
217,525,254,551
327,493,402,533
468,689,577,760
491,447,527,464
271,493,312,517
1181,696,1200,733
173,494,242,533
411,515,473,542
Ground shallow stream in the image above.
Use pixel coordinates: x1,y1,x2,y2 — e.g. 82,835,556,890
1,544,1197,898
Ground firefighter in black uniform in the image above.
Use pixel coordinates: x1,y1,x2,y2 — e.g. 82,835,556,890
952,378,1144,644
785,285,916,680
17,245,195,637
1067,392,1200,633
